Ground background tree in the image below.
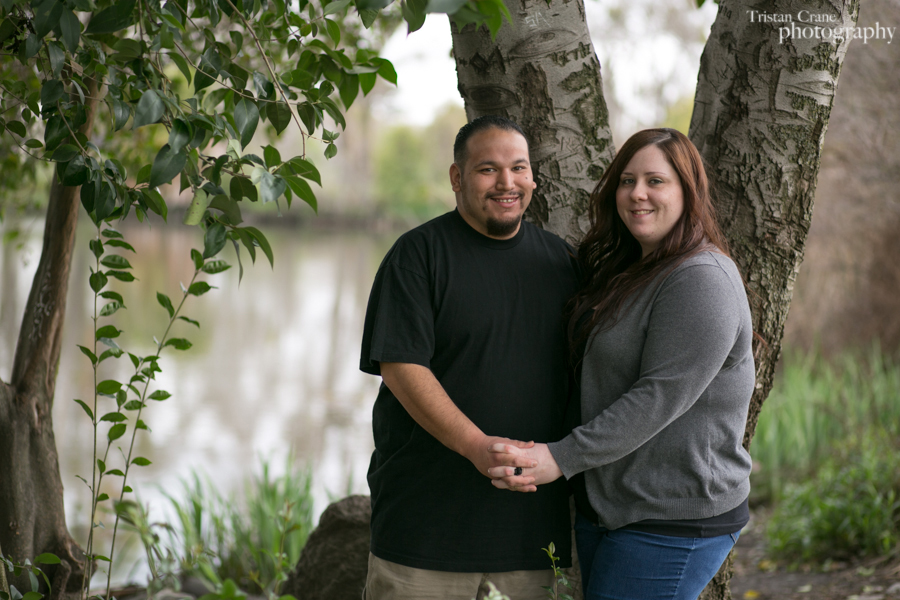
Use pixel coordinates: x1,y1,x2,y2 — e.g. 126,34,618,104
451,0,859,598
0,0,505,596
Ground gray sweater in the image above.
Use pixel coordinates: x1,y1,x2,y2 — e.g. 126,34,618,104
549,251,754,530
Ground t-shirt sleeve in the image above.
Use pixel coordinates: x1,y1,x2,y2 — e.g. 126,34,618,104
359,240,435,376
549,263,745,477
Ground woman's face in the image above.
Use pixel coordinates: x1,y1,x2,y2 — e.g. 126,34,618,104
615,145,685,258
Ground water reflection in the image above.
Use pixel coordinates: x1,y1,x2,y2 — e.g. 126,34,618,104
0,218,399,582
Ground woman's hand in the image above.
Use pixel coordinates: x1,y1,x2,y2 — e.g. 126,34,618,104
486,442,563,492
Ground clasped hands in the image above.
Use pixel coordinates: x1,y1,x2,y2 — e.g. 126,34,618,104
475,437,563,492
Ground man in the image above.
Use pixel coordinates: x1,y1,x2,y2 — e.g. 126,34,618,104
359,116,579,599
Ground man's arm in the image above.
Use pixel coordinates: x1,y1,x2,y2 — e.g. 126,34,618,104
380,361,538,478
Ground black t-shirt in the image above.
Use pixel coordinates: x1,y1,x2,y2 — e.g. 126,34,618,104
360,210,579,572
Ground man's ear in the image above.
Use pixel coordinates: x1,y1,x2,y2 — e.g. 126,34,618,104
449,163,462,192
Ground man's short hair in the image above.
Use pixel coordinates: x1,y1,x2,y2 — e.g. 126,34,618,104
453,115,529,167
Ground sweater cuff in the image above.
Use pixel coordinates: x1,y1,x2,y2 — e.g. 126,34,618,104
548,437,585,481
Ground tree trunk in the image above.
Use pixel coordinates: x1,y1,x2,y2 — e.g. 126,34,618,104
690,1,858,598
449,0,616,242
0,78,101,600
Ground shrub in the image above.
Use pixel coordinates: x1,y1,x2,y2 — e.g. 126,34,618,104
766,434,900,562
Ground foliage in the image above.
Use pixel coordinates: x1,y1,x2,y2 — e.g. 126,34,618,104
162,460,314,596
0,553,57,600
373,102,463,221
476,583,510,600
750,345,900,502
766,433,900,563
541,542,574,600
75,222,232,598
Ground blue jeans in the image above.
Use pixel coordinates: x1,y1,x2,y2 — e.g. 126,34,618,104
574,513,739,600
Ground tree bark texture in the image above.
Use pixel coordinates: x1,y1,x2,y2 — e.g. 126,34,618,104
449,0,616,242
690,2,859,598
0,78,100,600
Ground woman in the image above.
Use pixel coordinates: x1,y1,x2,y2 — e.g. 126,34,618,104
489,128,755,600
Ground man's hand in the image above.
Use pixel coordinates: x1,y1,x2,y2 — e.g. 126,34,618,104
461,436,538,482
486,443,563,492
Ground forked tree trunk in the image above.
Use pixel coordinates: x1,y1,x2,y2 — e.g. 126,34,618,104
451,0,859,598
0,78,100,600
690,3,858,596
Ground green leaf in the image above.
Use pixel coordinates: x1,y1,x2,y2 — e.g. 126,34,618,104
22,591,42,600
73,399,94,421
425,0,466,12
85,0,136,34
104,470,124,478
324,143,337,159
203,223,227,258
123,400,144,410
100,291,125,303
132,90,164,129
100,255,132,269
89,271,108,293
268,102,292,135
286,158,321,186
106,239,136,252
59,9,80,53
131,457,152,466
95,325,121,339
169,52,192,85
324,0,353,14
33,0,63,38
338,73,359,109
96,380,122,395
201,260,231,274
157,292,175,317
99,347,124,361
183,189,209,226
188,282,215,296
116,389,127,407
191,248,204,270
97,493,109,501
102,228,123,239
163,338,192,350
324,18,341,46
402,0,427,33
78,344,98,364
100,411,126,422
375,59,398,85
256,171,287,204
178,316,200,327
51,144,79,163
356,0,392,10
107,424,127,441
141,188,168,221
168,118,191,152
44,114,68,151
149,390,171,401
90,238,103,258
48,43,65,78
358,7,379,27
263,145,281,169
285,176,317,212
359,72,377,96
106,270,136,282
149,144,186,188
229,176,257,202
234,98,259,149
243,226,274,268
98,301,124,317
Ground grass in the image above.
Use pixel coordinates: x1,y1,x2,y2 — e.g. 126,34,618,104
161,459,314,596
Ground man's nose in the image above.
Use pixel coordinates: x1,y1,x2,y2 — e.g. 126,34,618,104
496,169,514,189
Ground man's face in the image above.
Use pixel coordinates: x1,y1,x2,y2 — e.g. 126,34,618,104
449,127,536,239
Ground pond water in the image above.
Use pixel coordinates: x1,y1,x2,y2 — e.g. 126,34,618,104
0,216,401,584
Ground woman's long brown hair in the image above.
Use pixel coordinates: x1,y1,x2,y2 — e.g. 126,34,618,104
568,128,732,359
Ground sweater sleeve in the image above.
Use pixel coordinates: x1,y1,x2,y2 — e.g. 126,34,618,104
548,262,745,479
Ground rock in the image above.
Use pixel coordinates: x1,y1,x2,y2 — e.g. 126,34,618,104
283,495,371,600
887,582,900,597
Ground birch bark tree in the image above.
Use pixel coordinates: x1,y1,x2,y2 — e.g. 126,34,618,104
452,0,859,598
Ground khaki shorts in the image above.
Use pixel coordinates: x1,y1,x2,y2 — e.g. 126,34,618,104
363,553,554,600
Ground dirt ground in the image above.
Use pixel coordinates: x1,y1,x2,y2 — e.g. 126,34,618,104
730,509,900,600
